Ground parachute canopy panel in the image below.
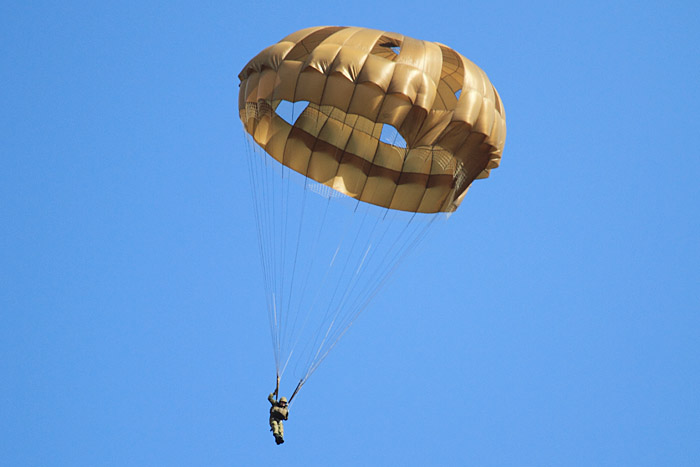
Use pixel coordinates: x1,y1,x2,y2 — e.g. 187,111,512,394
238,26,506,213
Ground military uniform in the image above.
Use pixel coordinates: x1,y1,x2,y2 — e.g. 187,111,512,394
268,393,289,444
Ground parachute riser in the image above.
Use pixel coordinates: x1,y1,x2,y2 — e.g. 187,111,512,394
288,379,304,405
274,373,280,401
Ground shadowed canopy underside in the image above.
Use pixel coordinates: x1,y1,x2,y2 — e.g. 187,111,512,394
239,25,506,213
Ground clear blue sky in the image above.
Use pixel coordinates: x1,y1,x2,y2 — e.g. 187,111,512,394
2,1,699,465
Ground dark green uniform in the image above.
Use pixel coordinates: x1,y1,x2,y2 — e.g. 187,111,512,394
268,393,289,444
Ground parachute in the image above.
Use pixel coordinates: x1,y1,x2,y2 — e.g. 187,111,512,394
238,26,506,401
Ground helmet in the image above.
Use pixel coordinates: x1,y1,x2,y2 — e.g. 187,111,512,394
279,397,288,404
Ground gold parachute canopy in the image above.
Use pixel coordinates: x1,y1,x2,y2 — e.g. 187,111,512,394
239,26,506,213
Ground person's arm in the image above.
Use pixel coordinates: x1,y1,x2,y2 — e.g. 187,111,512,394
268,393,276,404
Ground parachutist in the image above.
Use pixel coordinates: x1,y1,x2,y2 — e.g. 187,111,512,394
268,392,289,445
